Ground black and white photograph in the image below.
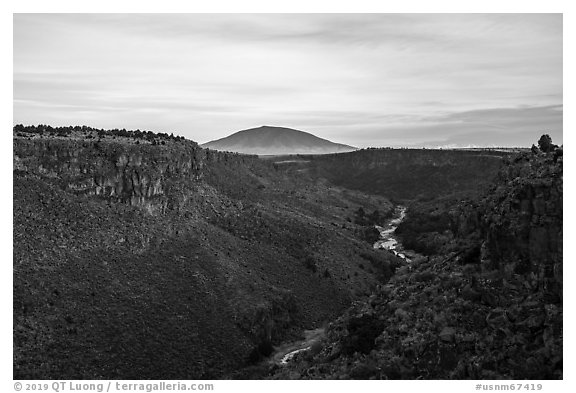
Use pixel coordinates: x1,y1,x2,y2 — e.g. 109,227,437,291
9,4,567,388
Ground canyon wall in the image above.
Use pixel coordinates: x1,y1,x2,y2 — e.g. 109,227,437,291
470,152,562,300
13,137,261,214
305,148,512,200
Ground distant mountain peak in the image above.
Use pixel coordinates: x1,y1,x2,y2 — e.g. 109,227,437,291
201,126,357,156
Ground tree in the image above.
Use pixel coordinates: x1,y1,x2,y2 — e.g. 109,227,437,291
538,134,553,153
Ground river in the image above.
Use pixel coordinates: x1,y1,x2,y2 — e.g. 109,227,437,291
373,206,410,261
269,328,325,365
272,206,409,365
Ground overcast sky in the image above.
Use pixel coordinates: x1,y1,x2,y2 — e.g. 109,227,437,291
13,13,562,147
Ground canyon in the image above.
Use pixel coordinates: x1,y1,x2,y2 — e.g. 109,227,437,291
12,127,562,380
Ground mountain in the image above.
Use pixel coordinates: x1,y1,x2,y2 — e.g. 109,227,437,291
201,126,357,155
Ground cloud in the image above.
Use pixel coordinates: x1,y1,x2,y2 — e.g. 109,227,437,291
337,105,563,148
13,14,562,147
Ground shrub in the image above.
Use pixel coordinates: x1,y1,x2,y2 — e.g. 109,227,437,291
342,315,384,355
303,256,317,273
360,226,381,244
359,251,398,282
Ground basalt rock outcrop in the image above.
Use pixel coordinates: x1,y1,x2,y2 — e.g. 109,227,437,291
422,149,563,300
13,137,261,214
477,152,563,301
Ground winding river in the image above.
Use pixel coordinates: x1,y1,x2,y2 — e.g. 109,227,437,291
273,206,411,365
373,206,410,261
270,328,325,365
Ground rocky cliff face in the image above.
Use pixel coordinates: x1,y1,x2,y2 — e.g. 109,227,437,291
477,152,563,301
13,137,262,214
14,138,202,213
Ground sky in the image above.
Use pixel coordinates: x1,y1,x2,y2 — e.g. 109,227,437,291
13,13,563,148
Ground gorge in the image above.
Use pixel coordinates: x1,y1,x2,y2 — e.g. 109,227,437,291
12,126,562,380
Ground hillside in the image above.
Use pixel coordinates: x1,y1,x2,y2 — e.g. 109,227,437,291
13,127,397,379
300,148,514,202
269,144,563,379
201,126,356,155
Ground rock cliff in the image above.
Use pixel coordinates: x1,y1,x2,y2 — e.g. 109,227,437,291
476,151,563,300
13,137,264,214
